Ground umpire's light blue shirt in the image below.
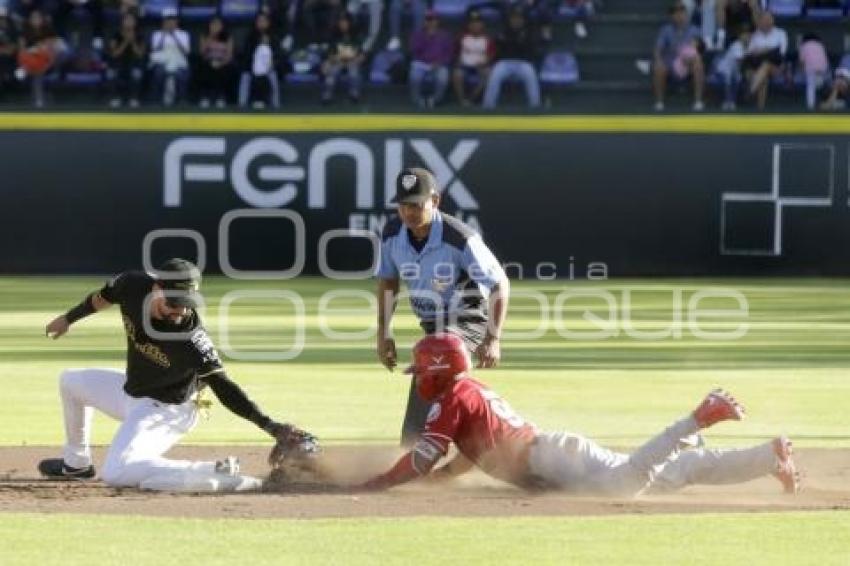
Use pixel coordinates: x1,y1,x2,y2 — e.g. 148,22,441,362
377,211,506,323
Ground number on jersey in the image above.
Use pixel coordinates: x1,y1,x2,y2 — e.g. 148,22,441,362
481,389,525,428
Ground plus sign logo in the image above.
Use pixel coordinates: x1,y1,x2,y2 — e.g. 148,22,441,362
720,143,836,256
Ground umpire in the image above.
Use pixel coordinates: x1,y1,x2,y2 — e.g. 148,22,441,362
376,167,510,446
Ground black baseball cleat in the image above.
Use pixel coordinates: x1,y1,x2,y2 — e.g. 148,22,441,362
38,458,96,480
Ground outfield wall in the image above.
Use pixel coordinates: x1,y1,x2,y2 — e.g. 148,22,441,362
2,114,850,276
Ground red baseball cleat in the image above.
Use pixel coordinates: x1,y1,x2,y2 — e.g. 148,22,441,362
772,436,800,494
692,388,746,428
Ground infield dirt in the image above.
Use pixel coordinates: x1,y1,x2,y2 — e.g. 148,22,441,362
1,446,848,518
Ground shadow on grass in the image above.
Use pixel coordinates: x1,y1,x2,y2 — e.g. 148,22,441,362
5,345,850,370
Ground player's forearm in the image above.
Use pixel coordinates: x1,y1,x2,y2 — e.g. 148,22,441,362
486,278,510,339
64,292,110,324
203,371,274,432
365,452,424,490
376,279,399,337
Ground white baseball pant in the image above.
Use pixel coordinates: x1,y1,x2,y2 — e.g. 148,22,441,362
58,368,254,490
528,416,778,496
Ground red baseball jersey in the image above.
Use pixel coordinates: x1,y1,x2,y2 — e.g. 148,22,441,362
420,377,539,485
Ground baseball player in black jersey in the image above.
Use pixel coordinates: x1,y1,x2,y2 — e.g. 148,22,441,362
39,258,317,491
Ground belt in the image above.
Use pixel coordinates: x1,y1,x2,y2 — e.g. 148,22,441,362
192,389,213,420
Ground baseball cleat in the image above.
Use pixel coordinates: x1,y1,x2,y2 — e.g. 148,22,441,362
772,436,800,494
214,456,240,476
692,388,745,428
38,458,96,480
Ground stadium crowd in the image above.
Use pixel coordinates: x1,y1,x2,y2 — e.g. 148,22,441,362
0,0,847,110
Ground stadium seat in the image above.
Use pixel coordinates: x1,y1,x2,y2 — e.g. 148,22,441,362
768,0,803,17
45,46,105,89
286,48,322,84
369,49,404,84
539,51,579,85
805,2,845,19
432,0,470,19
63,71,104,86
558,3,581,17
220,0,259,21
181,3,218,21
141,0,179,19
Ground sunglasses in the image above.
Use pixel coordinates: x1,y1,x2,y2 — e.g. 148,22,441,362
165,298,185,309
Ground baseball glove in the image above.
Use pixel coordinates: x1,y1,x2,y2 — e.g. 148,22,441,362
265,423,323,488
267,422,321,466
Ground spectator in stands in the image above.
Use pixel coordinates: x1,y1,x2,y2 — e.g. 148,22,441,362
55,0,105,49
238,11,281,108
513,0,553,42
482,8,542,109
820,67,850,110
321,12,363,104
265,0,296,51
453,10,494,107
408,10,453,108
302,0,342,44
467,0,553,42
563,0,592,40
386,0,425,51
682,0,718,50
715,0,758,49
107,11,145,108
197,16,234,108
0,7,18,95
16,8,57,107
798,32,828,111
716,25,750,110
8,0,42,25
652,1,704,112
742,10,786,110
348,0,382,53
149,8,190,106
118,0,139,17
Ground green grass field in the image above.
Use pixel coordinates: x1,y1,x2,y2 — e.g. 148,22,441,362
1,512,848,566
1,276,848,564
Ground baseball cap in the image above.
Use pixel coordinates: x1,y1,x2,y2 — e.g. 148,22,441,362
391,167,438,204
156,258,201,308
161,7,178,19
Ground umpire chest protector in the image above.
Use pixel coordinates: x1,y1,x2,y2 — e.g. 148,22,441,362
378,211,505,324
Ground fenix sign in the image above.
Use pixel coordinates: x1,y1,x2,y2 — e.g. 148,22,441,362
163,136,481,211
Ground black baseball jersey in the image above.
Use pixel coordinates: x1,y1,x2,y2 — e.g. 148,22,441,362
98,271,223,404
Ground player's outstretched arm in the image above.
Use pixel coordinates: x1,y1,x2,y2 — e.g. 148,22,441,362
202,371,319,451
359,441,443,491
45,292,113,339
